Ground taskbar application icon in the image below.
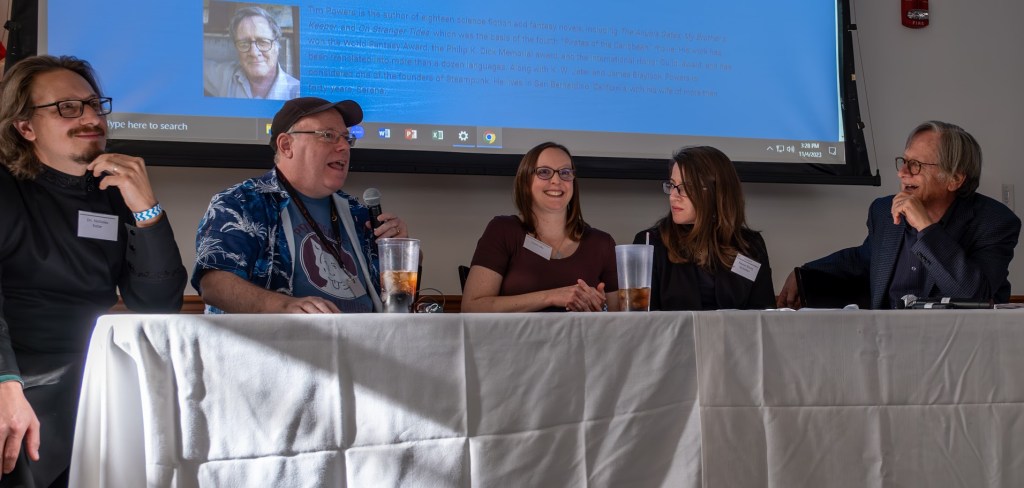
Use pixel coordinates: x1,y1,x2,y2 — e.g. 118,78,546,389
477,128,502,148
349,124,493,150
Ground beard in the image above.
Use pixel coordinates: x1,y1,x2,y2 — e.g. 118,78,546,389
71,145,105,164
68,124,107,164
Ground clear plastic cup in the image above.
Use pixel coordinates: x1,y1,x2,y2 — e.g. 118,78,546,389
615,244,654,311
377,238,420,313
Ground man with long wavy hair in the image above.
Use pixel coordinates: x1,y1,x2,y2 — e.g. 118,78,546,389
0,55,186,487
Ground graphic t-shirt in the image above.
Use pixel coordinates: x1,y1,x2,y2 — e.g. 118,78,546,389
288,194,374,313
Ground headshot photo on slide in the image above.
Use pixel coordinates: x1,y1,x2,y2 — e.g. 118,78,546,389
202,1,301,100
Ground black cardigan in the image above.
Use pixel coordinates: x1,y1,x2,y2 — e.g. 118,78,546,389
633,226,775,310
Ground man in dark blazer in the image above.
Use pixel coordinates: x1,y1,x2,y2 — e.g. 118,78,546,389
778,121,1021,309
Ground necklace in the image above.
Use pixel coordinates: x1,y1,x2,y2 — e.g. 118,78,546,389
540,233,569,259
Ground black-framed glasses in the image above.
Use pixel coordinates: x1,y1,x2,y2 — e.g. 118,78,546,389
895,156,939,175
663,181,687,196
235,37,277,52
287,129,356,146
533,166,576,181
31,97,112,118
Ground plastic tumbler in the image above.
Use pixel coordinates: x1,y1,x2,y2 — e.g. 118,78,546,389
378,238,420,313
615,244,654,311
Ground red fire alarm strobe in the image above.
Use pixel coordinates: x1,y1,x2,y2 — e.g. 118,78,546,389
902,0,929,28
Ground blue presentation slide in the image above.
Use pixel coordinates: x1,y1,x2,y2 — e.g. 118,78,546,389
47,0,841,142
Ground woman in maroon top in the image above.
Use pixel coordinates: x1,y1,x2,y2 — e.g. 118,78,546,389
462,142,619,312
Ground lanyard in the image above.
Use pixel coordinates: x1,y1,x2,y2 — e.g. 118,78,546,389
276,170,353,282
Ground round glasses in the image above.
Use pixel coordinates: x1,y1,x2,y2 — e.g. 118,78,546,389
895,157,940,175
534,167,576,181
235,37,277,53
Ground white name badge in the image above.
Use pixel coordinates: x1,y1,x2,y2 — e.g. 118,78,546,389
78,211,119,241
731,253,761,282
523,234,553,260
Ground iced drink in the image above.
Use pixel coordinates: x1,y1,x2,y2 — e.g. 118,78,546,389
381,270,419,313
615,244,654,312
617,287,652,312
377,238,420,313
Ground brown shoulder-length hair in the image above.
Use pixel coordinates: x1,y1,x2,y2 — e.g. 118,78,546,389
658,145,755,269
0,55,104,180
513,142,588,240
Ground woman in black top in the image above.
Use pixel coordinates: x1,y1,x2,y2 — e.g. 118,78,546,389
634,146,775,310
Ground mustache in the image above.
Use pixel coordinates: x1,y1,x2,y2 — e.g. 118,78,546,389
68,124,106,138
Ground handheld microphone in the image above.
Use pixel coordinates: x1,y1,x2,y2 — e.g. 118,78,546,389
900,295,994,309
919,299,993,309
362,187,384,229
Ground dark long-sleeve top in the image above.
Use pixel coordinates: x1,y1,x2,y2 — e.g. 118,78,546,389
0,165,186,380
633,227,776,311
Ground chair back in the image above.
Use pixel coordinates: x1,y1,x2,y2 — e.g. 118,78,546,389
795,266,871,309
458,265,470,293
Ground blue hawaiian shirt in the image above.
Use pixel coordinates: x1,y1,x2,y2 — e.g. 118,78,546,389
192,168,380,313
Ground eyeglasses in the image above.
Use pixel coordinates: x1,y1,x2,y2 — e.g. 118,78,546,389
533,166,576,181
287,129,357,146
663,181,688,196
235,37,277,53
895,156,940,175
31,97,112,118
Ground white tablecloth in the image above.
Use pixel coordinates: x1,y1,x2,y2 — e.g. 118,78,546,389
69,310,1024,487
70,312,700,487
694,310,1024,488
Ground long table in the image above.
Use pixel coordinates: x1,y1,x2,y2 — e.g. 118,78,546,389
69,311,1024,487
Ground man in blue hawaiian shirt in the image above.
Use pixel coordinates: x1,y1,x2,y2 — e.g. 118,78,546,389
193,98,409,313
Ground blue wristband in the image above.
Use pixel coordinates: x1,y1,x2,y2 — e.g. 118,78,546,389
133,203,163,222
0,374,24,387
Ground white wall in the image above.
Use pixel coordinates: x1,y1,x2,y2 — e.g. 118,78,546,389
151,0,1024,296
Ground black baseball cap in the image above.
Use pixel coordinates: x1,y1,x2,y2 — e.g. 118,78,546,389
269,97,363,151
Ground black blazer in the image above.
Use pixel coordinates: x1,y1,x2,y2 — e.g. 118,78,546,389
804,193,1021,308
633,227,776,310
